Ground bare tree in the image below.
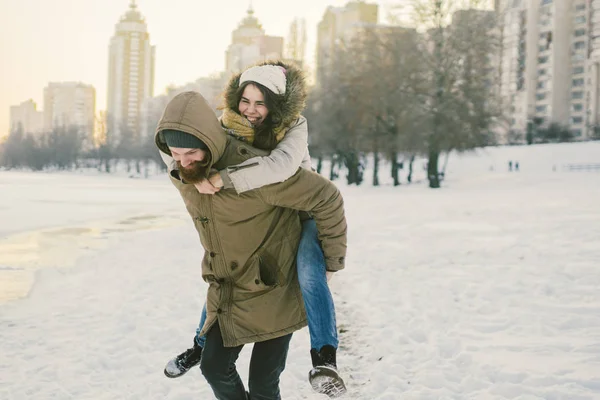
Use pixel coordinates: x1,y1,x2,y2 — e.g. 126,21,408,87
306,0,500,188
286,18,307,65
114,122,139,174
1,124,83,171
308,39,367,185
45,125,83,170
0,125,25,169
412,0,500,188
341,24,426,186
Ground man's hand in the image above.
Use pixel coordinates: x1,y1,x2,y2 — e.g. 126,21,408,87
326,271,335,283
194,179,220,195
209,172,224,188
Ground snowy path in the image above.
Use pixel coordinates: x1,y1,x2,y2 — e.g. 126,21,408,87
336,174,600,399
1,167,600,399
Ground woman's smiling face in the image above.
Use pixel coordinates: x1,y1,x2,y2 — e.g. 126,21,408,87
238,83,269,126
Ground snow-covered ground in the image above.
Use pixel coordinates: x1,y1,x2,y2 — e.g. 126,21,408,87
0,171,184,304
1,142,600,399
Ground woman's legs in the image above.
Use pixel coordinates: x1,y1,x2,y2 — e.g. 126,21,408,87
195,302,208,347
296,218,338,351
297,219,347,395
163,302,205,378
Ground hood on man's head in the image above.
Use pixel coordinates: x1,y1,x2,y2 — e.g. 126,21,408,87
154,91,227,167
162,129,208,150
223,60,307,131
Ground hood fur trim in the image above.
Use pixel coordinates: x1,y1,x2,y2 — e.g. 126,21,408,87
223,60,307,131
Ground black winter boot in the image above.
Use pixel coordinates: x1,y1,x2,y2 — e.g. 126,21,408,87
308,345,347,397
164,338,203,378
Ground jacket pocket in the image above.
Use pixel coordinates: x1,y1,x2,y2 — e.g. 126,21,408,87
258,251,280,287
235,239,295,298
234,253,276,296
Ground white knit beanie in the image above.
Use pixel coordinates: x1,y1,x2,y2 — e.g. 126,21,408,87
239,65,287,95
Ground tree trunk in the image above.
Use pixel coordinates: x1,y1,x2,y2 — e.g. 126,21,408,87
427,149,441,188
346,153,358,185
329,154,337,181
316,156,323,174
526,120,534,145
344,152,363,186
407,154,415,183
390,152,400,186
440,151,450,181
430,17,443,190
373,151,380,186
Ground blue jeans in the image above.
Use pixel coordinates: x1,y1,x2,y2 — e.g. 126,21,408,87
196,218,338,351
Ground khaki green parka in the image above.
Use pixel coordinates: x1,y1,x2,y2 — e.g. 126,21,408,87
155,91,347,347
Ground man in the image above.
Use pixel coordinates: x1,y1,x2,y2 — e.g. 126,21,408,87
155,91,347,400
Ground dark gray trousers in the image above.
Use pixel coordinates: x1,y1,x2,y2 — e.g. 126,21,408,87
200,322,293,400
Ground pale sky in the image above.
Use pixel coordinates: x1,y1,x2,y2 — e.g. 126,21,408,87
0,0,398,137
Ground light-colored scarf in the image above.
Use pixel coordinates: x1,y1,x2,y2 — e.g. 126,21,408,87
221,108,287,145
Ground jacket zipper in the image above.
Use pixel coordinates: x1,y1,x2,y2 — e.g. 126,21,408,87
208,197,226,276
208,196,235,338
195,216,213,255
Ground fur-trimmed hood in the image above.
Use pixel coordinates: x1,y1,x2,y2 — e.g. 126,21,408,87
223,60,307,132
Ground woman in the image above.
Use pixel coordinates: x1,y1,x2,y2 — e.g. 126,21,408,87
164,61,346,397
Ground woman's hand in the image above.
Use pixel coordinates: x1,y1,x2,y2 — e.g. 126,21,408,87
209,172,224,188
194,179,220,195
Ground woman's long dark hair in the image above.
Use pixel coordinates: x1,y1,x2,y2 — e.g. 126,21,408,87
236,81,284,151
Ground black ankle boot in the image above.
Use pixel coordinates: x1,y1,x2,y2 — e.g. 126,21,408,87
164,338,203,378
311,344,337,367
308,345,346,398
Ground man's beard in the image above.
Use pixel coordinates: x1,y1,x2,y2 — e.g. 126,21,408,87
177,159,211,184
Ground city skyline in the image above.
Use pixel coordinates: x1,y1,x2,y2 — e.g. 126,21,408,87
0,0,371,138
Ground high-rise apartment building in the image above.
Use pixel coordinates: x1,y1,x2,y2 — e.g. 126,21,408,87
583,0,599,136
43,82,96,139
225,6,283,74
569,1,587,137
498,0,594,141
316,1,378,85
107,0,155,144
499,1,527,137
9,99,44,135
